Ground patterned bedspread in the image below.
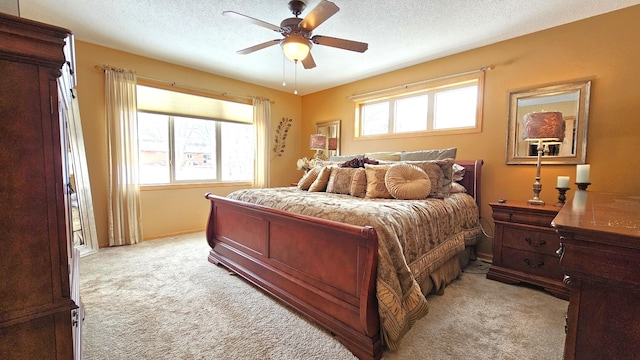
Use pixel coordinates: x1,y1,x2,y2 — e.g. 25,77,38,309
227,187,481,349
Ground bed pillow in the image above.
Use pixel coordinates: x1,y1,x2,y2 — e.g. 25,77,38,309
350,168,367,198
308,166,333,192
364,151,402,161
312,159,341,168
297,167,321,190
364,164,393,199
329,154,363,162
326,167,359,195
384,164,432,200
400,147,457,161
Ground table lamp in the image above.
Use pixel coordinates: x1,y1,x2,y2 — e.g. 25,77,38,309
521,111,565,205
310,134,327,160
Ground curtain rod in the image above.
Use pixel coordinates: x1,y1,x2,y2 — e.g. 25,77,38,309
95,65,274,104
347,65,495,100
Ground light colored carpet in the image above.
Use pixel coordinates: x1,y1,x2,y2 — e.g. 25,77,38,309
80,232,567,359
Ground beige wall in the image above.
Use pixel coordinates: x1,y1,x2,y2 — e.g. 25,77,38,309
301,6,640,259
74,42,303,246
76,6,640,253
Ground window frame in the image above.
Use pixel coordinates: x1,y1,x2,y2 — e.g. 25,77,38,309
354,71,484,140
136,83,255,187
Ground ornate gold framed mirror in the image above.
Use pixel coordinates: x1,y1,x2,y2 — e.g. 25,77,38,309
506,80,591,165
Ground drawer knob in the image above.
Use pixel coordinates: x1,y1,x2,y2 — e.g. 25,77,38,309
524,258,544,268
525,237,546,248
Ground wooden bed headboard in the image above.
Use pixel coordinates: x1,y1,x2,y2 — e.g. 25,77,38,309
455,159,483,210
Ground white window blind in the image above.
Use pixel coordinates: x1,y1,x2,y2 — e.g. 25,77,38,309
136,85,253,123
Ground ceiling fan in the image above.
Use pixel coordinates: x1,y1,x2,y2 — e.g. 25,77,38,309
223,0,368,69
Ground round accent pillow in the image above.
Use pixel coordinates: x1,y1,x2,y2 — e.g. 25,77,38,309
384,163,432,200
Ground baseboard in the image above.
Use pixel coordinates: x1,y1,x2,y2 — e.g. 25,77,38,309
143,228,205,241
477,252,493,264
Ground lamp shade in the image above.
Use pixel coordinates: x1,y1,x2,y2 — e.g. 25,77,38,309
310,134,327,150
281,36,311,62
521,111,565,141
328,137,338,151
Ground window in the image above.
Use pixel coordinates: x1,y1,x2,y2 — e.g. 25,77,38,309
355,72,484,137
137,85,254,185
138,113,254,185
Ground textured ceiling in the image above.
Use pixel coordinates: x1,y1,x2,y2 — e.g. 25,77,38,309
16,0,640,95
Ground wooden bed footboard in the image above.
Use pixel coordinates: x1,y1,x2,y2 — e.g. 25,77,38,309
204,193,383,360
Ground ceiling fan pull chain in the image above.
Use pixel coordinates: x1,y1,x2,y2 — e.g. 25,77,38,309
282,53,286,87
294,60,298,95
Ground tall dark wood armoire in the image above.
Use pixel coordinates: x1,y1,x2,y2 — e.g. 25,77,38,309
0,12,77,359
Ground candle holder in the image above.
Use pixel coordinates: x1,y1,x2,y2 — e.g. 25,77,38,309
555,187,570,207
575,182,591,191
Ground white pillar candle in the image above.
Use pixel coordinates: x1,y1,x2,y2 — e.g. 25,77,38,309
576,164,590,183
557,176,570,188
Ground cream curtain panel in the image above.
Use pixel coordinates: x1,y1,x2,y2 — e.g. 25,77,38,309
253,97,271,188
104,67,143,246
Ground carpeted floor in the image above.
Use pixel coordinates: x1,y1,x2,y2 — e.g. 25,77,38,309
80,232,567,359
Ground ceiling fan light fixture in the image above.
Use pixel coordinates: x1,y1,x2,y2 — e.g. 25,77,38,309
281,36,310,62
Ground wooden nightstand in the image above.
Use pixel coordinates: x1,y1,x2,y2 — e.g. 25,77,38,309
487,200,569,300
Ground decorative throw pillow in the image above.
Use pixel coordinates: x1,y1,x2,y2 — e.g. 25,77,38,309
384,164,432,200
450,182,467,193
308,166,333,192
340,156,379,168
434,158,455,196
364,164,393,199
297,167,321,190
326,167,359,195
452,163,466,181
404,158,455,198
350,168,367,198
403,161,445,198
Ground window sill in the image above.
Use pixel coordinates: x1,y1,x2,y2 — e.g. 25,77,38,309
140,181,252,191
354,127,481,141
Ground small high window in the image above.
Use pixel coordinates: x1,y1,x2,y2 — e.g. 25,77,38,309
355,72,484,138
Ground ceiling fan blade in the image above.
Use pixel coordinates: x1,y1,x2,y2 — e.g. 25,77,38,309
302,52,316,69
311,35,368,53
223,11,282,32
237,40,281,55
299,1,339,31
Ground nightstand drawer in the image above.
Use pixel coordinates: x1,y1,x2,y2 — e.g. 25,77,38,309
501,226,560,256
501,247,564,280
492,209,557,227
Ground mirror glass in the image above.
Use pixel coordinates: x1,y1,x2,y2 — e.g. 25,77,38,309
315,120,341,158
506,81,591,164
63,91,99,256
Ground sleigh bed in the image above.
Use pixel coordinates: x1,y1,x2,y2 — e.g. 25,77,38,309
205,158,483,360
